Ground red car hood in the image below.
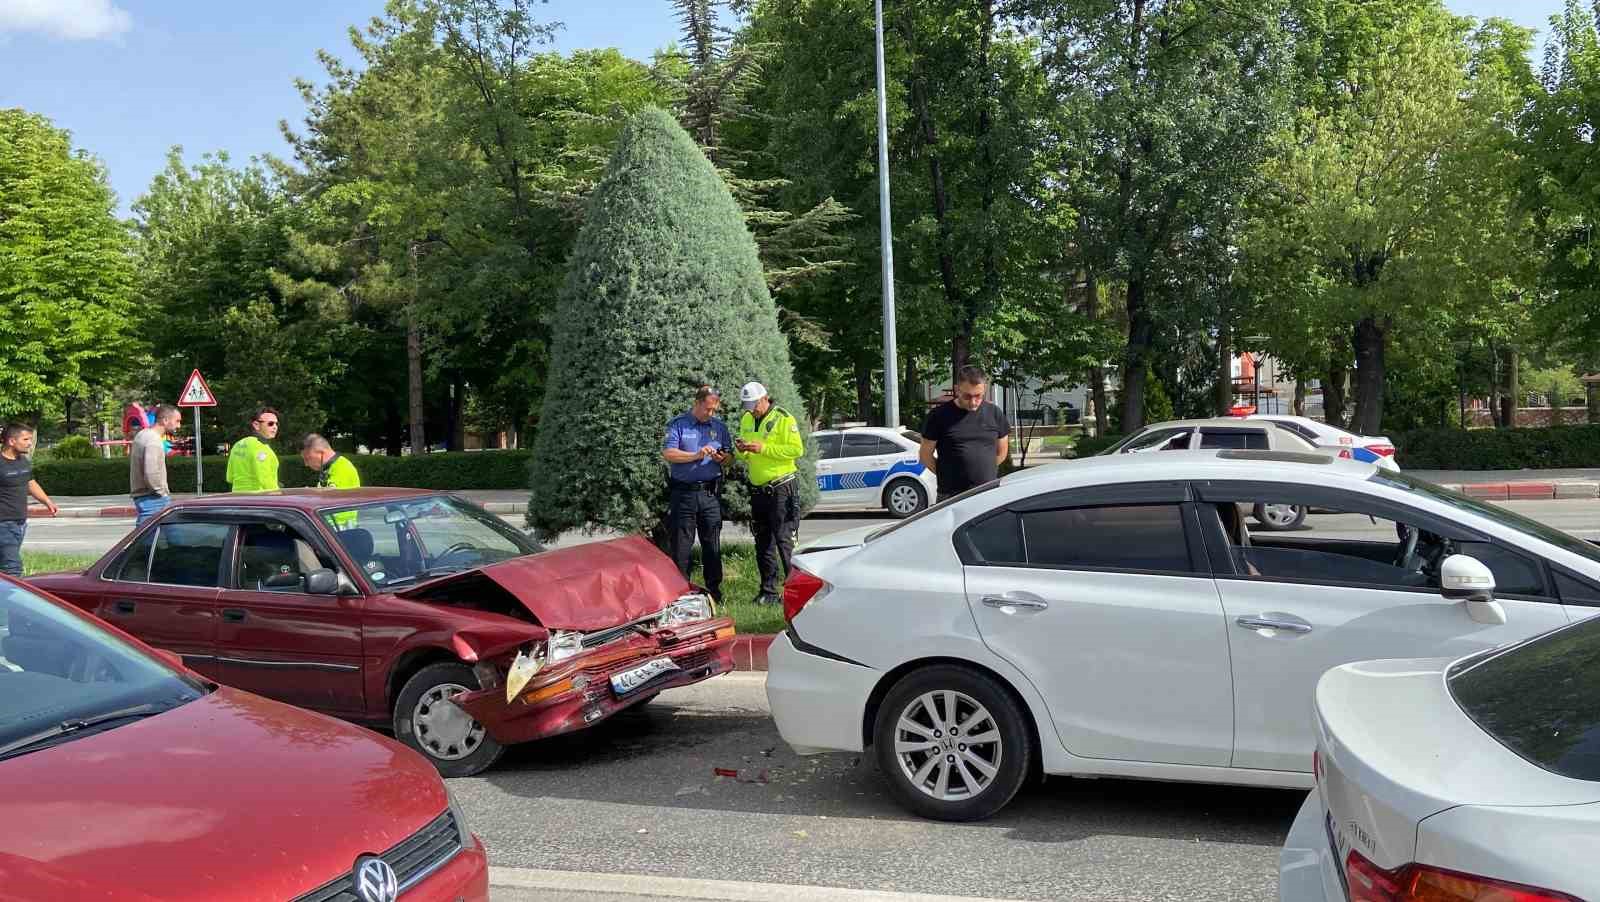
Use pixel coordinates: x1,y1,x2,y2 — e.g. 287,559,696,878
0,687,449,902
400,534,693,632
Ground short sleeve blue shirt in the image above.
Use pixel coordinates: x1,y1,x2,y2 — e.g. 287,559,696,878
663,412,732,482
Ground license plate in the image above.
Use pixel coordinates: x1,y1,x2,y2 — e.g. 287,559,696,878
611,656,679,696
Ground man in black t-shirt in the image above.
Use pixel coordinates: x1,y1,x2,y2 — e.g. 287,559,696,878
919,365,1011,502
0,423,57,578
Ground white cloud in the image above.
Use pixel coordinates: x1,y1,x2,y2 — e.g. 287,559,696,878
0,0,132,41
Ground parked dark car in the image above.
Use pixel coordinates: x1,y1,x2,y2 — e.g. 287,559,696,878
30,488,736,776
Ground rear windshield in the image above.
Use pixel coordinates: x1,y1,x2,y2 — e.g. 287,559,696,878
1449,616,1600,782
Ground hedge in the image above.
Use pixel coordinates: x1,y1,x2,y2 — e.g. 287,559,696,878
1391,425,1600,470
34,450,534,496
1071,433,1126,458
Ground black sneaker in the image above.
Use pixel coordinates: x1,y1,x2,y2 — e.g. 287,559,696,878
751,593,778,606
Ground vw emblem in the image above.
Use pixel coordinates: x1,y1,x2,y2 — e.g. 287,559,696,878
355,856,398,902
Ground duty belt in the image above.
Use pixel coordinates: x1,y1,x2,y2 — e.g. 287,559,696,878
753,473,797,492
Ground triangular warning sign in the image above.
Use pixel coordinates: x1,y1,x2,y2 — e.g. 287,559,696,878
177,369,217,407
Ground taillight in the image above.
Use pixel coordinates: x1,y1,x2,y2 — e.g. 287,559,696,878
782,566,828,622
1368,444,1396,457
1346,850,1582,902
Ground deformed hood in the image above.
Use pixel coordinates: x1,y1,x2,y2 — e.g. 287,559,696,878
399,534,693,632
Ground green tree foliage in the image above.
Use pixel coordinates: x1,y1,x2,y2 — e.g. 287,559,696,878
527,107,814,537
0,109,139,419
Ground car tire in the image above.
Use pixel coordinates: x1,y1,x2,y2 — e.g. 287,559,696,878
882,479,928,519
393,662,506,778
873,665,1031,822
1252,502,1307,531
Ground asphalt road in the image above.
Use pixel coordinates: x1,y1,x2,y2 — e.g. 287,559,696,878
464,674,1300,902
20,500,1598,560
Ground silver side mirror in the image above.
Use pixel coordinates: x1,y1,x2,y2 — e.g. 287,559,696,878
1440,554,1506,625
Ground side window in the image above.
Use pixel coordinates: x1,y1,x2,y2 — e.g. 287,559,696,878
842,434,884,458
962,511,1024,565
1124,428,1183,452
147,523,230,588
1020,505,1192,573
816,434,843,459
1452,541,1545,597
235,522,337,592
1269,419,1318,441
875,437,904,456
114,529,156,583
1555,570,1600,607
1199,430,1266,450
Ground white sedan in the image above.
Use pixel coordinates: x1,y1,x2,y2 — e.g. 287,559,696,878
811,426,936,518
768,450,1600,821
1280,616,1599,902
1248,414,1399,471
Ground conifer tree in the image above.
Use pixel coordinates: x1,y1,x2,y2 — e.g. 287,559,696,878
528,107,815,538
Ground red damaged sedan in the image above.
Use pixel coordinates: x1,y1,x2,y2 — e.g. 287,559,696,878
31,488,737,776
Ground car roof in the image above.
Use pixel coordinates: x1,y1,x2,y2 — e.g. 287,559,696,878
172,487,441,512
1136,416,1282,430
813,426,909,438
1001,448,1377,491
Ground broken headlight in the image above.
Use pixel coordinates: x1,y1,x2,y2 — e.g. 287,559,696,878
547,630,583,663
503,644,546,704
662,593,714,625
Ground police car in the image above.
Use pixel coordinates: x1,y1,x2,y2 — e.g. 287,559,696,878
812,426,936,518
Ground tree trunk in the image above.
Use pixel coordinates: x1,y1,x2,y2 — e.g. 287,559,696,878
407,310,426,454
449,376,466,451
905,37,966,387
1325,353,1349,430
1489,345,1504,428
1120,277,1152,432
1294,380,1306,417
1215,319,1234,416
855,361,873,423
903,355,920,429
1083,270,1110,437
1351,316,1386,435
1502,347,1519,429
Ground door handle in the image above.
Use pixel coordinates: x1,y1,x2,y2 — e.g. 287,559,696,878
1235,615,1312,634
112,599,136,615
981,593,1049,612
221,608,248,623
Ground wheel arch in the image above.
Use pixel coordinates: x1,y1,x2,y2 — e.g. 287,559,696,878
386,646,464,713
879,474,928,509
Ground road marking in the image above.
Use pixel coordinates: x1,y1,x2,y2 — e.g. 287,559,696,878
489,866,1028,902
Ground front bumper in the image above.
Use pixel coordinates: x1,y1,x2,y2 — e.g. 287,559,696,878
1279,789,1342,902
410,834,490,902
454,617,735,745
765,630,878,755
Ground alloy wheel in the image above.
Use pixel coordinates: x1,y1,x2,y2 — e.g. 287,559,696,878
888,483,923,515
892,690,1003,802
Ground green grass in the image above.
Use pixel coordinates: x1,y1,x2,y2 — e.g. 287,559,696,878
23,552,97,576
689,542,788,634
1042,435,1076,451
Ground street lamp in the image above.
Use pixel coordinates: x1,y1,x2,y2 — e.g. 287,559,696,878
874,0,900,429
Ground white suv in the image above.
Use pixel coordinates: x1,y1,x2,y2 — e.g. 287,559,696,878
812,427,936,518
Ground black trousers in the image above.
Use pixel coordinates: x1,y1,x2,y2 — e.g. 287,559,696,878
669,483,723,600
751,479,800,597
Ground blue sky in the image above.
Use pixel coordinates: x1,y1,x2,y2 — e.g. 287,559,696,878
0,0,1569,215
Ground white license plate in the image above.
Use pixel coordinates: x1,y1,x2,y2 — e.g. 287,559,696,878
611,656,679,696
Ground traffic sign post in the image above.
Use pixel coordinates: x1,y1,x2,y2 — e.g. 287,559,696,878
176,369,217,495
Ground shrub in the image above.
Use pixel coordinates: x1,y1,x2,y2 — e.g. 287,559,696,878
527,107,815,539
1392,425,1600,470
46,435,96,459
33,450,533,496
1071,433,1126,457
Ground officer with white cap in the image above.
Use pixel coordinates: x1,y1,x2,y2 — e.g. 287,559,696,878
733,381,804,605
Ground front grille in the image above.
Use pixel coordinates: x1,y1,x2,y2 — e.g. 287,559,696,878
294,809,463,901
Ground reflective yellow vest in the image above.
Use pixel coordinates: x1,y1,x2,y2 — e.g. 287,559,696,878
736,406,804,486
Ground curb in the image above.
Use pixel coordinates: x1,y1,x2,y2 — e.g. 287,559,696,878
730,634,776,672
1441,481,1599,500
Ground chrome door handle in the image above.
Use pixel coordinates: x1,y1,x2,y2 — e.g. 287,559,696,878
1235,615,1312,634
981,594,1049,611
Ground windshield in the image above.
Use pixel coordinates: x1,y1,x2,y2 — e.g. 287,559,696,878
322,495,542,588
0,581,203,758
1449,616,1600,782
1371,471,1600,568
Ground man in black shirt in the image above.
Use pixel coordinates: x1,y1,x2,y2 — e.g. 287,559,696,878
0,423,57,578
919,365,1010,502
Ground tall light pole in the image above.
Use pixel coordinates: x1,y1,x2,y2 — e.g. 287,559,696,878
874,0,900,428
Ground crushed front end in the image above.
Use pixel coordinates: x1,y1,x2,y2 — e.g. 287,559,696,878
451,592,736,744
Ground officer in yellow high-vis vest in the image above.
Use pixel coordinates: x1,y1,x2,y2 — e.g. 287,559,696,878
226,407,280,493
734,381,805,605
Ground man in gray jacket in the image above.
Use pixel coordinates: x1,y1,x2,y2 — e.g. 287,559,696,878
130,405,182,526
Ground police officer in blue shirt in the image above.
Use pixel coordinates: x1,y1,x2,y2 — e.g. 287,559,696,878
661,386,734,600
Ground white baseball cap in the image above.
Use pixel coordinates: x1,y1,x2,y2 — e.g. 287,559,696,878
739,381,768,410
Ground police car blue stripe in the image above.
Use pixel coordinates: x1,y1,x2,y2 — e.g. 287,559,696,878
818,459,926,492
